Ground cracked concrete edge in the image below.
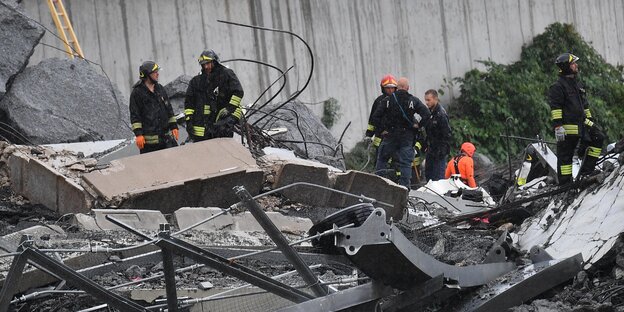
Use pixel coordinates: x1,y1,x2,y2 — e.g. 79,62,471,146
8,151,93,214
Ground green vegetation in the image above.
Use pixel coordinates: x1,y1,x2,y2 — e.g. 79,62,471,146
345,23,624,169
321,97,341,129
448,23,624,162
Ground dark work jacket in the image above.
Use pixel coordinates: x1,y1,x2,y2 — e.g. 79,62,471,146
548,75,591,131
365,94,386,137
371,90,430,137
424,103,451,159
184,64,244,130
129,82,177,137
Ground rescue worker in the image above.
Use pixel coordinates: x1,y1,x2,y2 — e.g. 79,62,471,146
445,142,477,188
548,53,604,185
129,61,178,154
184,50,244,141
365,74,398,148
423,89,452,181
372,77,430,188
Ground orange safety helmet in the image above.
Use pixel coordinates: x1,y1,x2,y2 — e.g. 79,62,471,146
461,142,476,157
380,74,397,94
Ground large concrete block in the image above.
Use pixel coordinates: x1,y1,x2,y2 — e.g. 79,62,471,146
273,160,332,206
7,151,27,194
0,58,131,144
174,207,235,231
8,152,91,214
83,139,263,213
232,211,313,234
93,209,168,231
24,156,60,213
329,170,407,220
57,174,91,213
0,1,44,98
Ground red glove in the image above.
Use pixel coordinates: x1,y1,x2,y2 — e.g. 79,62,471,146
172,129,179,140
135,135,145,149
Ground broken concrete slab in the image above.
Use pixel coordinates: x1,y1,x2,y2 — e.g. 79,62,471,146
93,209,168,231
330,170,407,220
232,211,313,233
0,58,131,144
70,213,100,231
82,138,263,213
272,160,333,206
517,165,624,267
174,207,234,231
0,1,44,99
0,225,64,253
174,207,313,234
44,139,126,158
8,151,92,214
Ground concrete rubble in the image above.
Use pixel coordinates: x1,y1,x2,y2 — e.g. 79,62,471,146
0,58,131,144
0,0,43,100
249,100,345,170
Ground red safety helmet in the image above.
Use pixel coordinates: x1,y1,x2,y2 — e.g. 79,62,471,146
380,74,397,94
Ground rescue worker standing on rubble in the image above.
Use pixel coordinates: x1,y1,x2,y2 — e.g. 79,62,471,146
423,89,452,181
549,53,604,185
129,61,179,154
184,50,244,142
365,74,398,149
372,77,430,188
445,142,477,188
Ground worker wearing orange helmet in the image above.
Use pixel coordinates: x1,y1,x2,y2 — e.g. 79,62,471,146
445,142,477,188
129,61,179,154
365,74,398,148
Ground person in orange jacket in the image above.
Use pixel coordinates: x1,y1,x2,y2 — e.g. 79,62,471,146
445,142,477,188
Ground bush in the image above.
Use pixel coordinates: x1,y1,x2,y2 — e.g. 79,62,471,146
448,23,624,163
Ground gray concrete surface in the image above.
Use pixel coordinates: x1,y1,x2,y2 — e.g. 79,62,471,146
0,58,131,144
83,138,263,213
20,0,624,150
0,0,44,99
93,209,168,231
8,151,92,214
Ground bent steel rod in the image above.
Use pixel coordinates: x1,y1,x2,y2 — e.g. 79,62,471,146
234,186,328,297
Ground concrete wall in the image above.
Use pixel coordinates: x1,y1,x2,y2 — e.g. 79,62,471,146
22,0,624,149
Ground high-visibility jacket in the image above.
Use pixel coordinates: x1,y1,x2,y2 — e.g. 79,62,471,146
445,153,476,188
548,75,593,135
129,82,177,145
184,64,244,139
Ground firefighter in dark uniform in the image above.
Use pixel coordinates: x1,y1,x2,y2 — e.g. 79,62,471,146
372,77,430,188
129,61,178,154
365,74,398,148
548,53,604,185
184,50,244,142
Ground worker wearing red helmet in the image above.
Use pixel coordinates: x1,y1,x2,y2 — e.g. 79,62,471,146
365,74,398,148
445,142,477,188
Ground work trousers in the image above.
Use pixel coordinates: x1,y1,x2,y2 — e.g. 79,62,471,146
375,131,414,188
557,126,604,185
425,155,447,182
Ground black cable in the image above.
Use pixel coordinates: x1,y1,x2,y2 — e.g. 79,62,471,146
221,58,292,118
216,20,315,128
